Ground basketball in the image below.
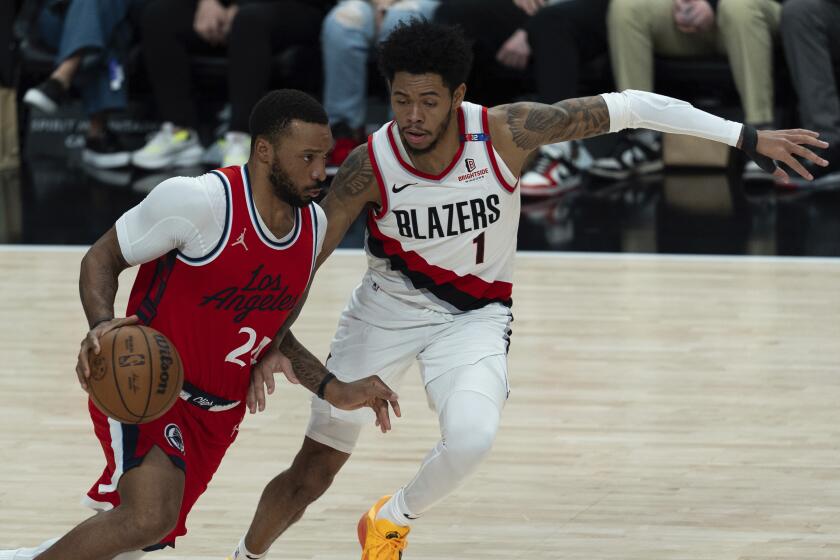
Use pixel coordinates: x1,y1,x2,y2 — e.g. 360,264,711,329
87,325,183,424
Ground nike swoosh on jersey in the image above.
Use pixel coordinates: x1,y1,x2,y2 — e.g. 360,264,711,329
391,182,418,193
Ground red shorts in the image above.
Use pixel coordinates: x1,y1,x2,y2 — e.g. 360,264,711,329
85,397,245,547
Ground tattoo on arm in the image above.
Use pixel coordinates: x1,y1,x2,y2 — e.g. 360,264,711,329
505,96,611,151
329,144,375,203
278,331,331,395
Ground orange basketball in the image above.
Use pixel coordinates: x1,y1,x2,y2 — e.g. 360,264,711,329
87,325,184,424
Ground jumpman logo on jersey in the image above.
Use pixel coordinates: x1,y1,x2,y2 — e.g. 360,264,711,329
231,228,248,251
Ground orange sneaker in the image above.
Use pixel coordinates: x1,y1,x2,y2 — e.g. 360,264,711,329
357,495,410,560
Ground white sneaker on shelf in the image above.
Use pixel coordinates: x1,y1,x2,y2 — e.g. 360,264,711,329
221,132,251,168
520,141,583,197
131,122,203,170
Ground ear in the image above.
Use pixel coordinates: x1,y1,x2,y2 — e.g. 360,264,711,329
254,136,273,165
452,83,466,109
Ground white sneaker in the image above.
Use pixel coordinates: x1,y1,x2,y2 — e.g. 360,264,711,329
221,132,250,168
0,549,23,560
131,122,203,170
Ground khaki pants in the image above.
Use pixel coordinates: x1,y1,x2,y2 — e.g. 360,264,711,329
608,0,781,124
0,87,19,171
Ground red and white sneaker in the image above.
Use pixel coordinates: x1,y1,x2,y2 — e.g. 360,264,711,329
520,141,584,197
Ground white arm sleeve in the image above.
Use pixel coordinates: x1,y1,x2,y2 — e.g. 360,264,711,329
601,90,743,147
312,203,328,260
115,173,227,266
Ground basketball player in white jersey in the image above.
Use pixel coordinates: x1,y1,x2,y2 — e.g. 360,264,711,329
226,20,829,560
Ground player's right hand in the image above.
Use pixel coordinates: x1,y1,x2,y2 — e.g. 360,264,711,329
324,376,401,434
247,346,299,414
75,315,139,393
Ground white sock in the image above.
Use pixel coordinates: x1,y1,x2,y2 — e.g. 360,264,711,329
232,535,266,560
375,488,416,527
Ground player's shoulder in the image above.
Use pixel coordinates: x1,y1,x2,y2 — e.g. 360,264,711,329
310,201,328,227
150,171,226,201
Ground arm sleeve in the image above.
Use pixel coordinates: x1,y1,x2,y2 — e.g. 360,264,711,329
115,174,226,266
312,203,328,260
601,89,743,147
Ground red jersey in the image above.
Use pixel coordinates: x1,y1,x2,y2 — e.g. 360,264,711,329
126,165,319,402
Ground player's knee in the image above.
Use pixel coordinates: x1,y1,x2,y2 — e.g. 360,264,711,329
126,502,179,546
443,421,497,475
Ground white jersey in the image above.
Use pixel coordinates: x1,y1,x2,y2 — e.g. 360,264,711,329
364,101,520,314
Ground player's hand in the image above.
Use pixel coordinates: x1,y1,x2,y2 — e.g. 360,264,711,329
247,346,299,414
324,375,401,433
513,0,546,16
194,0,227,44
755,129,830,182
496,29,531,70
75,315,139,393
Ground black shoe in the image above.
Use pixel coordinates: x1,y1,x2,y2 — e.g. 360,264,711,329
589,134,663,180
82,129,131,169
23,78,68,113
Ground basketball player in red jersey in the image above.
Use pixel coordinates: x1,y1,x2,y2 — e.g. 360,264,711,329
226,22,830,560
0,90,399,560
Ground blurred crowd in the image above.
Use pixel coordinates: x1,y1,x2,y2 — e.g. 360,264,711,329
10,0,840,194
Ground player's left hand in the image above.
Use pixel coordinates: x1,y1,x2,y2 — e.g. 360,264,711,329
756,129,830,181
247,346,298,414
324,375,401,433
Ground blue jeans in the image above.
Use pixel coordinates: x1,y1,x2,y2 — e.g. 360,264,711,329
37,0,142,115
321,0,439,128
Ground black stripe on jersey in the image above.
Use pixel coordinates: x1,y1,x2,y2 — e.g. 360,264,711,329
309,203,318,276
365,225,511,312
121,423,142,470
135,251,177,325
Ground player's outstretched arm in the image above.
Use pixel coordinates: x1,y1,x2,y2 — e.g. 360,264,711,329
279,332,401,433
316,143,381,269
489,90,829,181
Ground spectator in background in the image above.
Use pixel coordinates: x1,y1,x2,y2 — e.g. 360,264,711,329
434,0,529,108
23,0,144,169
599,0,781,181
134,0,333,170
780,0,840,186
321,0,439,168
519,0,610,196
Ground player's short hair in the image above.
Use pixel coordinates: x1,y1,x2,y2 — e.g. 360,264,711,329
249,89,328,144
377,19,473,93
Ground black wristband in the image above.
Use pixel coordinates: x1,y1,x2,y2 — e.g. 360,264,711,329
317,372,337,400
740,124,777,174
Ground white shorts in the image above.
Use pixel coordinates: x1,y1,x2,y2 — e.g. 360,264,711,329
306,274,513,453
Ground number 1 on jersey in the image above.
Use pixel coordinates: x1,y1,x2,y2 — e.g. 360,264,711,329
473,231,485,264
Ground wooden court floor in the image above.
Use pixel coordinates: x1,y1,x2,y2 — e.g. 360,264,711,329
1,248,840,560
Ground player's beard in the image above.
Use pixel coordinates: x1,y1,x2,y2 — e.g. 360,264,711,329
401,100,454,156
269,160,310,208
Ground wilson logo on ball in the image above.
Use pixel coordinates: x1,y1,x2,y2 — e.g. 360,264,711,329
154,334,175,395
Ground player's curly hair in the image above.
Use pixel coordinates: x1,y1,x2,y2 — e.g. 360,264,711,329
377,19,473,93
249,89,328,144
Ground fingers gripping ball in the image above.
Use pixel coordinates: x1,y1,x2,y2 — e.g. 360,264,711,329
88,326,184,424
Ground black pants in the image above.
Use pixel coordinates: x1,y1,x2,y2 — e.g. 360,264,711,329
781,0,840,144
140,0,326,131
527,0,610,104
434,0,528,107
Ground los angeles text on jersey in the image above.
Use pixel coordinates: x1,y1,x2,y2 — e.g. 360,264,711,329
393,194,501,239
198,263,300,323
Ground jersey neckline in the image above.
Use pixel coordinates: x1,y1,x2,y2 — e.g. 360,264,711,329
242,164,303,250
